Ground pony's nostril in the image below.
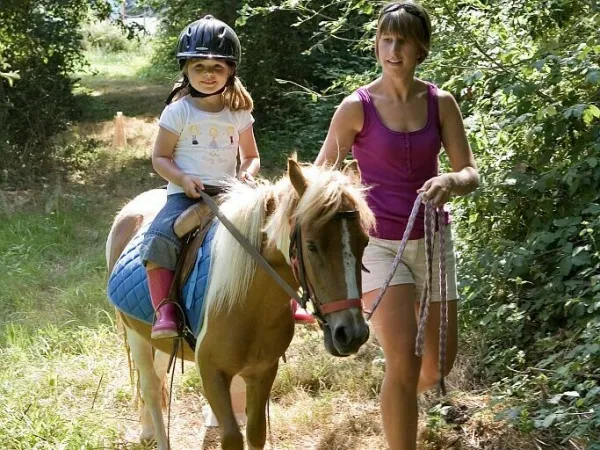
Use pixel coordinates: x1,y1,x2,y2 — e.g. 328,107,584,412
333,325,351,347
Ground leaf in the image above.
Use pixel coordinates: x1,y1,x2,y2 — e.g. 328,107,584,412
559,257,572,276
585,71,600,84
548,394,563,405
571,250,590,266
542,413,557,428
583,105,600,125
554,217,581,227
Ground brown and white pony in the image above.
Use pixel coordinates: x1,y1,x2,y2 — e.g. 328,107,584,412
106,160,375,450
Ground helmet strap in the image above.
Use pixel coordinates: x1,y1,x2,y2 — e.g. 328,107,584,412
165,74,235,104
189,83,226,98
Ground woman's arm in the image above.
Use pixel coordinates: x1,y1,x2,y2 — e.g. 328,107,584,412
418,90,479,207
314,94,364,167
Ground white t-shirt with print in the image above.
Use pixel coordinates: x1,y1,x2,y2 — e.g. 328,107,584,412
158,95,254,194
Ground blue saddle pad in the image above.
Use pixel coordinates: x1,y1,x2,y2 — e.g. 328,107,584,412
107,220,218,337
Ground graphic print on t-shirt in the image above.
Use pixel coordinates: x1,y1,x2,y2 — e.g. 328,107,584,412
190,125,200,145
183,122,238,166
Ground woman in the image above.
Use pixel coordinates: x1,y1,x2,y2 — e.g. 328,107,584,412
315,2,479,449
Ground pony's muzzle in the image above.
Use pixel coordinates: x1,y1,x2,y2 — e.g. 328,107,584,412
325,308,370,356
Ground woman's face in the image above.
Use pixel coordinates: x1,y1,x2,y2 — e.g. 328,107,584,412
377,33,421,74
186,59,231,94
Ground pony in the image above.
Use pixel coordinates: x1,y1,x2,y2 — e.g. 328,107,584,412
105,159,375,450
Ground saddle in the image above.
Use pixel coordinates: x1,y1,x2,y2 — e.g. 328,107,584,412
168,185,224,349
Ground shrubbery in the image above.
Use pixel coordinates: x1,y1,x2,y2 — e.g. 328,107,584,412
0,1,110,184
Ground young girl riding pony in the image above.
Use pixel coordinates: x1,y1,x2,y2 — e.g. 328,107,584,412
139,15,260,339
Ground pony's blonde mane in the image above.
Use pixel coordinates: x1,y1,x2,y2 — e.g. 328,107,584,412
204,181,270,315
204,164,375,316
264,163,376,264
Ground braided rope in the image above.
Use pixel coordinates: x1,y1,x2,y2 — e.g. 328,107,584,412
415,203,435,357
366,192,449,395
365,193,424,320
437,211,448,395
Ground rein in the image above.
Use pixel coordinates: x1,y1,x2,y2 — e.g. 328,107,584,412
365,192,449,395
198,190,362,325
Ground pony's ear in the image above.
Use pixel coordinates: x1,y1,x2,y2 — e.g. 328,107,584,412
342,159,361,183
288,159,307,197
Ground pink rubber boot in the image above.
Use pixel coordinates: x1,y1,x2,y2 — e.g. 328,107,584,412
147,267,179,339
291,299,315,324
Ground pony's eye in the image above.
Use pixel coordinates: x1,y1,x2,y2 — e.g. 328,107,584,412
307,243,318,253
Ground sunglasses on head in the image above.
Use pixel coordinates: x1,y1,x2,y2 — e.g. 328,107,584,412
381,3,429,39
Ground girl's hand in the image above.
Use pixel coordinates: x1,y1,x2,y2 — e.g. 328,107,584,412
417,174,455,208
238,171,257,188
180,174,204,198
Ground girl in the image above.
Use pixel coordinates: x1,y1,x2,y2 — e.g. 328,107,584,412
140,15,260,339
315,2,479,449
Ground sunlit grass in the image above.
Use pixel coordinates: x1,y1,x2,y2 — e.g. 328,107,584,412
0,40,575,449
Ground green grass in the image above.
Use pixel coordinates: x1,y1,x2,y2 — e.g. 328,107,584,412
73,44,176,122
1,40,572,450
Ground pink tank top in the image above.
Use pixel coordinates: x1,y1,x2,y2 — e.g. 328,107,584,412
352,82,449,240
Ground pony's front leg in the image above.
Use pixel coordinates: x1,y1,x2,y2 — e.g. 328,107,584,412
246,362,278,450
140,349,171,442
198,364,243,450
127,331,169,450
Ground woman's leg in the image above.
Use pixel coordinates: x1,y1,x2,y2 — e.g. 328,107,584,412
364,284,420,450
416,300,458,392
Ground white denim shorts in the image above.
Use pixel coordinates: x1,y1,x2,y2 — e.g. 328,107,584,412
362,227,459,302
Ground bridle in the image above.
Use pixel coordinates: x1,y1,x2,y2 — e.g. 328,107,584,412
198,190,365,327
288,210,364,326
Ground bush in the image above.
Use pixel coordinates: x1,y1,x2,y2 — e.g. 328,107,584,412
0,0,111,185
83,20,139,53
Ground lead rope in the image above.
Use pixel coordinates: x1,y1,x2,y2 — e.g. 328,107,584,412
365,192,448,395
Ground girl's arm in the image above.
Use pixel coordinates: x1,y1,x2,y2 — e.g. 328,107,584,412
152,127,204,198
238,125,260,180
418,90,479,207
315,94,363,167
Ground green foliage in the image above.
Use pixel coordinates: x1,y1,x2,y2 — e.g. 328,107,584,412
82,20,140,53
223,0,600,443
422,1,600,442
0,0,111,184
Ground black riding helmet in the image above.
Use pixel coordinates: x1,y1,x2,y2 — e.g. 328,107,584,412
166,16,241,104
176,15,242,70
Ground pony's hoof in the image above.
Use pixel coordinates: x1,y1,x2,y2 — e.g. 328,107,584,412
139,430,156,444
202,404,219,427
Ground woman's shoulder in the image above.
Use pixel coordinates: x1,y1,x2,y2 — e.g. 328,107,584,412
433,87,460,121
334,92,364,123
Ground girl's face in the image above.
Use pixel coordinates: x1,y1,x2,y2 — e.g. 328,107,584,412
186,59,231,94
377,33,421,74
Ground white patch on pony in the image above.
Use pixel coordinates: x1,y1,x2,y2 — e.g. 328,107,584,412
341,219,360,299
105,189,166,267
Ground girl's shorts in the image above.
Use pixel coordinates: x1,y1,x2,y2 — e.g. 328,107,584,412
362,227,459,302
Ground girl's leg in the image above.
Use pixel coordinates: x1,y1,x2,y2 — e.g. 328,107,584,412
146,263,178,339
141,193,198,339
364,284,420,450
